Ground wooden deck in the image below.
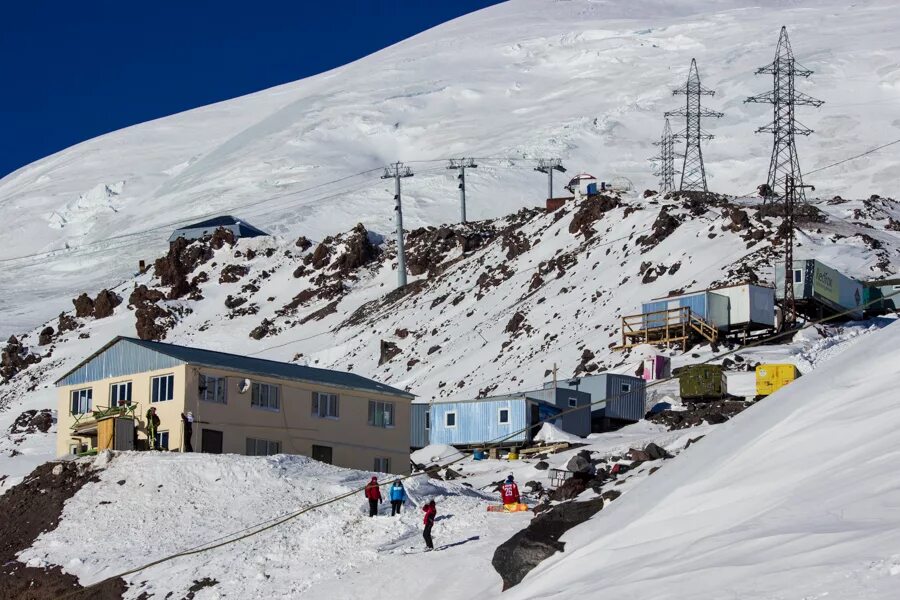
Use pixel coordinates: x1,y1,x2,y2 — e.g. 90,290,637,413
618,306,718,350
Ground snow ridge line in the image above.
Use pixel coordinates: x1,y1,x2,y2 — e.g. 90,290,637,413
60,288,900,599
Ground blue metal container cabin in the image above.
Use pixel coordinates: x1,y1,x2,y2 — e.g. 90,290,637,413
428,391,581,447
410,403,430,449
552,374,646,430
518,387,591,437
641,291,730,331
775,259,865,320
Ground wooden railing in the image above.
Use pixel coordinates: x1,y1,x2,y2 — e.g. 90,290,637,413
71,403,137,431
619,306,718,349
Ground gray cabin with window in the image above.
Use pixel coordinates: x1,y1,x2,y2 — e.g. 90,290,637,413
410,403,430,449
168,215,269,243
549,373,647,431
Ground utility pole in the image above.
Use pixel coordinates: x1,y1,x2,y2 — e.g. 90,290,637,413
649,118,678,194
447,158,477,223
665,59,723,193
746,26,823,204
781,174,814,331
382,162,414,289
534,158,566,200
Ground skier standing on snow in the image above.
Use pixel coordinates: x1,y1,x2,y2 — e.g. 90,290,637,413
365,476,383,517
146,407,161,450
500,474,520,506
422,500,436,551
389,480,406,516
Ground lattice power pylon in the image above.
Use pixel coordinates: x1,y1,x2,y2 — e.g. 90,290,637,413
745,26,823,202
649,118,678,193
665,58,723,193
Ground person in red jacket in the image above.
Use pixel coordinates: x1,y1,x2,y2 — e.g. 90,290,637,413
500,475,520,506
364,476,383,517
422,500,437,551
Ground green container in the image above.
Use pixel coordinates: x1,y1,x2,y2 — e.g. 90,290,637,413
678,364,726,401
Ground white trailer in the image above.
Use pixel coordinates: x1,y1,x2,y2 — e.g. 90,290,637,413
712,284,775,331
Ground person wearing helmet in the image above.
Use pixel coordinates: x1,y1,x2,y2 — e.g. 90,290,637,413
500,474,520,506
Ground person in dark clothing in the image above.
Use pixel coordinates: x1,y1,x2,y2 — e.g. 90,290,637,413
389,480,406,516
364,476,383,517
422,500,436,551
180,412,193,452
146,407,160,450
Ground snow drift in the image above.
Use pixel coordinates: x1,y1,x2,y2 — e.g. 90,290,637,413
510,320,900,600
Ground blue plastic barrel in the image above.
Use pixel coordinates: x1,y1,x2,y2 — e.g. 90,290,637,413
473,449,485,460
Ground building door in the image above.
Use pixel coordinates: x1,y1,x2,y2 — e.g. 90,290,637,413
530,403,541,438
312,444,333,464
201,429,223,454
114,417,134,451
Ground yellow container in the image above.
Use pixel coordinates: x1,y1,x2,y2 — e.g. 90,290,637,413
507,451,519,460
756,363,800,396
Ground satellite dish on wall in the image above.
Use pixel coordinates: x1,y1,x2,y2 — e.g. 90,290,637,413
238,378,251,394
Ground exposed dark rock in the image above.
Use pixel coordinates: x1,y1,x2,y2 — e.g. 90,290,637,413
549,473,591,501
505,311,526,334
492,497,604,590
57,312,78,333
298,300,340,324
72,293,94,318
128,284,166,307
637,208,681,249
568,195,622,238
1,337,41,382
155,237,214,298
379,340,402,365
135,303,174,341
334,224,379,273
601,489,622,502
209,227,236,250
224,295,247,310
249,318,278,340
38,327,54,346
427,345,441,355
534,461,549,471
219,264,249,284
0,461,128,600
307,243,332,270
93,289,122,319
8,409,54,434
295,236,313,250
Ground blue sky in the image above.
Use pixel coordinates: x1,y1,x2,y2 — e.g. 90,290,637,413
0,1,504,178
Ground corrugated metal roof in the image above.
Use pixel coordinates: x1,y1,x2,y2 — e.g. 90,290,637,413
173,215,269,237
56,337,414,399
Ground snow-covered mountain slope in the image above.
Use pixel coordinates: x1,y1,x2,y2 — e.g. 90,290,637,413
508,319,900,600
2,0,900,336
1,188,897,491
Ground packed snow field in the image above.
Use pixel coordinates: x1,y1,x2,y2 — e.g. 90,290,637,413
2,0,899,336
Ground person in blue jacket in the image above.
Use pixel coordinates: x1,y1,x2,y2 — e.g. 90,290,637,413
389,480,407,516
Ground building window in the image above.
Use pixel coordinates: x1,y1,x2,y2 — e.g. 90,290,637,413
70,388,92,414
368,400,395,428
793,269,803,283
110,381,132,406
151,374,175,403
312,392,339,418
251,382,280,411
621,383,632,393
246,437,281,456
155,431,169,450
374,457,391,472
445,411,457,428
425,411,430,430
568,397,578,408
199,374,226,404
498,408,510,424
